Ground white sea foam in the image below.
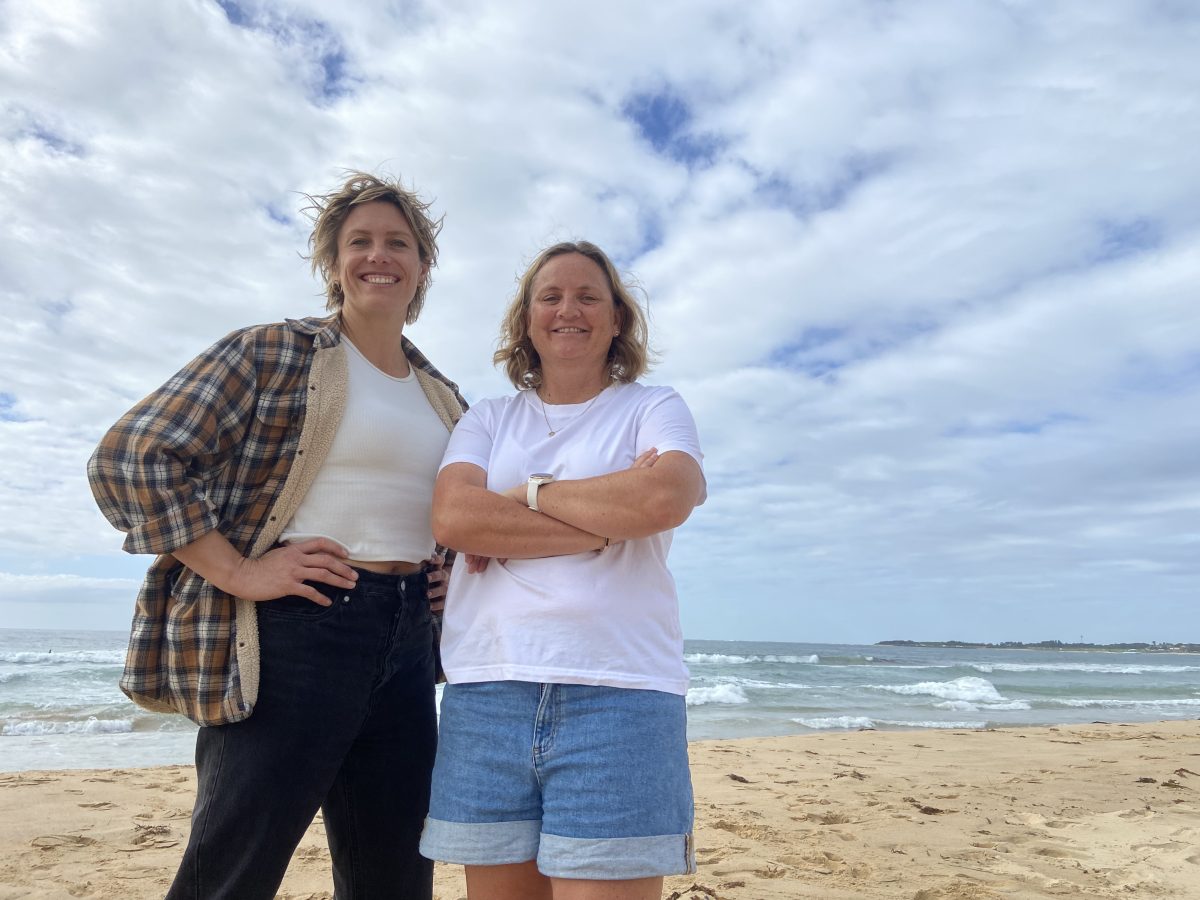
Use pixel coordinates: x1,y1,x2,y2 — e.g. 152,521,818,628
0,650,125,665
973,662,1200,675
684,653,753,665
698,676,813,690
684,653,820,665
739,679,814,690
763,654,820,664
793,716,876,730
792,716,991,731
1053,698,1200,709
2,717,135,736
685,685,749,706
935,699,1031,712
872,676,1006,703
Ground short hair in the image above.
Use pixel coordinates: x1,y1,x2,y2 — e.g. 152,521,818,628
495,241,653,390
303,171,443,323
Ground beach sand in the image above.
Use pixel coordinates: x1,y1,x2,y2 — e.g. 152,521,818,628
2,721,1197,899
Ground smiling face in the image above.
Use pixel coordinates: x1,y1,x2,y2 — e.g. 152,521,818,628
334,201,427,324
527,252,621,379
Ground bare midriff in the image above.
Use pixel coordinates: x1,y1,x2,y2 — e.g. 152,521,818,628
347,559,423,575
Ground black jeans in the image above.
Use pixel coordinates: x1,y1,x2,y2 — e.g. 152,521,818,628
166,568,438,900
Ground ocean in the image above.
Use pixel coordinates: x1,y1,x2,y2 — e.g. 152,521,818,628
2,629,1198,772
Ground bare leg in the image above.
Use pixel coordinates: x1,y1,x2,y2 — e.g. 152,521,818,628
552,876,664,900
465,861,553,900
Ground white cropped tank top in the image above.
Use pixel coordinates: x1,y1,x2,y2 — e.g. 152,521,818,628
280,338,450,562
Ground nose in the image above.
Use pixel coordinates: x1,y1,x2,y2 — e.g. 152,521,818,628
367,241,390,263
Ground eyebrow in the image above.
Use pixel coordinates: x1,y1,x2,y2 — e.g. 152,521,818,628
343,227,415,239
536,282,604,293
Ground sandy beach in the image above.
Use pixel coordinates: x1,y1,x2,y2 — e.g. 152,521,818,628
2,720,1197,899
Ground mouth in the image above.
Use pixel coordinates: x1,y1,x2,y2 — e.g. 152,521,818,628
552,327,588,334
361,274,399,284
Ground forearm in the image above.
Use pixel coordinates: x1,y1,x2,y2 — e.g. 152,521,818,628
531,454,702,539
170,529,246,595
433,481,605,558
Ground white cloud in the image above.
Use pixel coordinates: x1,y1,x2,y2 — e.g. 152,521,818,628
1,0,1197,643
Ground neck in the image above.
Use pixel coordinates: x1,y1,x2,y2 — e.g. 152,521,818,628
341,310,410,378
538,367,610,404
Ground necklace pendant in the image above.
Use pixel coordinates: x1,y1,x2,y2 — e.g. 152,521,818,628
547,430,556,437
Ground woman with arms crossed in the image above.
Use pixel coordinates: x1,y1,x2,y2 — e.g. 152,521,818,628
419,241,706,900
88,172,464,899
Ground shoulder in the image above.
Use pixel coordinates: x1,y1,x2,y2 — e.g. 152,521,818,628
206,317,329,356
458,392,520,424
610,382,689,411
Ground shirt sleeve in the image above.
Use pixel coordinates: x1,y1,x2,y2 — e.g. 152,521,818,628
438,399,498,473
637,387,707,503
86,329,260,555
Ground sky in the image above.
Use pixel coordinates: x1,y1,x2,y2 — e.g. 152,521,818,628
1,0,1197,644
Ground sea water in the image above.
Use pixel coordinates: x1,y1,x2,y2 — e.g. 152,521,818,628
2,629,1197,771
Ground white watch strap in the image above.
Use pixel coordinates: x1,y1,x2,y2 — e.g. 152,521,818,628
527,478,541,511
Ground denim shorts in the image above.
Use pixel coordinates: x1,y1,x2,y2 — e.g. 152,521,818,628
419,681,696,880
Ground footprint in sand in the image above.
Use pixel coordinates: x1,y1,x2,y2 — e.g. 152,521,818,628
30,834,98,849
1118,807,1155,820
1032,844,1081,859
913,883,1005,899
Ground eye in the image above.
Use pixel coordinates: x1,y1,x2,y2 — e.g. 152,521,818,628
580,294,600,304
348,237,368,247
539,293,560,304
391,239,409,248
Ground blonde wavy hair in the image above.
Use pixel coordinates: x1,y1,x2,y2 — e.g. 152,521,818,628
494,241,653,390
303,171,443,323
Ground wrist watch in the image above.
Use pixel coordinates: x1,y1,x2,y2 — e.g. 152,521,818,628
527,473,554,512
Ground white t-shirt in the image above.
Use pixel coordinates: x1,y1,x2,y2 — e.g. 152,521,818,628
438,382,705,695
280,338,449,562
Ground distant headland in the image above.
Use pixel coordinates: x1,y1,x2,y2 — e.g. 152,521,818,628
877,640,1200,653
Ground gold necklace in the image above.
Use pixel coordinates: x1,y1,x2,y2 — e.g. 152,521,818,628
539,388,604,437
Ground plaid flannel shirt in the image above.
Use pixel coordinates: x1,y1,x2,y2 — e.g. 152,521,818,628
88,315,466,726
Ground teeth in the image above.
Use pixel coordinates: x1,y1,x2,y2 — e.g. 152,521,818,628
555,328,585,333
364,275,397,284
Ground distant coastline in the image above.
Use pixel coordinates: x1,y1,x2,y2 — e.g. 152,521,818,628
877,639,1200,654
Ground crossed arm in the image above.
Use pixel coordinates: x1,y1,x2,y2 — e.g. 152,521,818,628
431,449,706,562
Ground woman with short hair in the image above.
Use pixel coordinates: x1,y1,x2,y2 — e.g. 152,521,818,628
88,171,464,899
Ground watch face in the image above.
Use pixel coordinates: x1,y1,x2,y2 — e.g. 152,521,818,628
530,473,554,482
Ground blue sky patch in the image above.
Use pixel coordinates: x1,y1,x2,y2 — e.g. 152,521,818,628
946,412,1084,438
756,153,894,218
264,202,291,226
1093,218,1163,263
215,0,252,27
622,90,721,166
22,125,84,157
0,393,28,422
213,3,352,102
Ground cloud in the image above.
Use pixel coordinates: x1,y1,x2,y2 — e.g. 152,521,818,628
2,0,1198,643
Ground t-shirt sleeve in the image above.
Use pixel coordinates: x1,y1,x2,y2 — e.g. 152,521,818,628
638,387,707,502
438,400,496,473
